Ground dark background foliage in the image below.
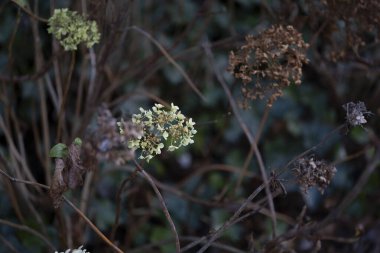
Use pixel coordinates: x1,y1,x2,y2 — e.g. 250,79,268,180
0,0,379,252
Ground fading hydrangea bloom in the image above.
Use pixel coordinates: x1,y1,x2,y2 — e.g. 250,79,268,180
120,103,197,162
228,25,309,107
48,8,100,51
343,101,371,127
292,156,337,194
55,245,89,253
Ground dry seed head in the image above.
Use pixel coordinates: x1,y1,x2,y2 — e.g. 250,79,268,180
292,156,337,194
228,25,309,107
84,105,140,166
343,101,371,127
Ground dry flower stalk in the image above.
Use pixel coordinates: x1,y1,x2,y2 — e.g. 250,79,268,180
228,25,309,106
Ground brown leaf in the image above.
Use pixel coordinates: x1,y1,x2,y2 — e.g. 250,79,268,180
49,158,68,208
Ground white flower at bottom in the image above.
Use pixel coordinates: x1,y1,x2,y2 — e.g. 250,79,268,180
55,245,89,253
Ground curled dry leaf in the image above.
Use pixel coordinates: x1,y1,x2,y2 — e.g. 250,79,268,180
50,158,67,208
49,142,87,208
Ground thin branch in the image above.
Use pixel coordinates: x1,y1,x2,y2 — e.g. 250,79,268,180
316,147,380,230
196,184,266,253
180,191,277,253
57,51,76,141
134,160,181,253
0,235,20,253
202,40,277,242
128,26,206,102
10,0,48,23
0,219,56,251
111,167,139,241
281,124,345,174
0,168,124,253
130,236,246,253
62,196,125,253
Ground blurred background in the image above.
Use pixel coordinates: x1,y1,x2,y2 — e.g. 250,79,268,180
0,0,379,252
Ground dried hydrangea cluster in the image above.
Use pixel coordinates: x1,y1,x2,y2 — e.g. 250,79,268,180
343,101,371,127
307,0,380,62
84,105,141,166
124,103,197,162
47,8,100,51
228,25,309,106
323,0,380,61
292,156,337,194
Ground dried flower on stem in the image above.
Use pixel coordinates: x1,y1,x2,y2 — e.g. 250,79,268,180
343,101,371,127
84,105,141,166
228,25,309,106
292,156,337,194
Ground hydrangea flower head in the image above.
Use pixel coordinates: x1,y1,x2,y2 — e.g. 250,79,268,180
121,103,197,162
48,8,100,51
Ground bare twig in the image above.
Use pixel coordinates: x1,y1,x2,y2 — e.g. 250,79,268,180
202,40,277,243
62,196,125,253
134,160,181,253
180,191,278,253
316,146,380,230
281,124,345,174
57,51,76,142
128,26,206,102
0,168,124,253
30,3,51,186
0,235,20,253
111,167,139,241
196,184,266,253
0,219,56,251
10,0,48,22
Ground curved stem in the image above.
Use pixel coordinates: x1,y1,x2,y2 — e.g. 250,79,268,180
0,168,124,253
0,219,56,251
128,26,206,102
56,51,76,141
110,167,139,241
134,160,181,253
10,0,48,22
202,40,277,244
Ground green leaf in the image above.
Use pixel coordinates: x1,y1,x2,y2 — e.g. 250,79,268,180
73,137,82,146
49,143,68,158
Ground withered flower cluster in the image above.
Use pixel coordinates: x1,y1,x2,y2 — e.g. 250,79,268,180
83,105,142,166
50,106,141,208
228,25,309,106
343,101,371,127
308,0,380,62
292,156,337,194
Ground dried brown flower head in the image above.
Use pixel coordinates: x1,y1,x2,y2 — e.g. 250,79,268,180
83,105,141,166
292,156,337,194
307,0,380,62
228,25,309,106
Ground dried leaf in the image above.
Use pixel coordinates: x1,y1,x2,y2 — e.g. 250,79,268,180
49,158,67,208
